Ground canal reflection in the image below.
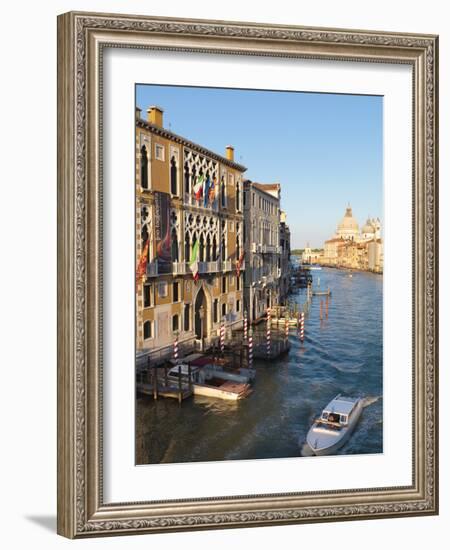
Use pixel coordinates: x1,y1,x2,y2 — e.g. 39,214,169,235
136,267,383,464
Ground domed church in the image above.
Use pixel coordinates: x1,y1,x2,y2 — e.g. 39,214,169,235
336,205,360,241
361,217,381,241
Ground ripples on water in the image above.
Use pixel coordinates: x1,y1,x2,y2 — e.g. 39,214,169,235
136,267,383,464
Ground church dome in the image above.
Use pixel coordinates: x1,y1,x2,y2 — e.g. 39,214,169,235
337,206,359,233
362,219,375,234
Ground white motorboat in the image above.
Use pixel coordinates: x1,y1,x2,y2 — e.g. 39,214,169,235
306,395,363,456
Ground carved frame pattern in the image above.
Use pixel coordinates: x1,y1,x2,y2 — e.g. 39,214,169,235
57,11,438,538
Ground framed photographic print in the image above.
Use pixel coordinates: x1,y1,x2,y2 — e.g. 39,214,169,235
57,11,439,538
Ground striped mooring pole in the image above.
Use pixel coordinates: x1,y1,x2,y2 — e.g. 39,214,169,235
243,310,248,342
300,312,305,343
285,316,289,341
266,307,271,358
220,318,225,353
248,326,253,369
173,333,179,362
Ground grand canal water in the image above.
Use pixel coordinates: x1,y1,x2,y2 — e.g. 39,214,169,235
136,267,383,464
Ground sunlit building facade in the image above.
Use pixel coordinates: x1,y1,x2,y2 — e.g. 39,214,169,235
135,106,246,358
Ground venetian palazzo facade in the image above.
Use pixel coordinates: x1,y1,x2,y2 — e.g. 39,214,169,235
136,106,246,357
279,210,291,304
243,181,282,323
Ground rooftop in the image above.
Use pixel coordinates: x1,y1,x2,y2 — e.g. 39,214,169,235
249,182,281,199
136,113,247,173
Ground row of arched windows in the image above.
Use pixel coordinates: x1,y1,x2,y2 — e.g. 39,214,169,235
141,144,242,212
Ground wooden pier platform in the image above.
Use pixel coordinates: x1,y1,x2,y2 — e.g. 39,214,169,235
137,382,193,402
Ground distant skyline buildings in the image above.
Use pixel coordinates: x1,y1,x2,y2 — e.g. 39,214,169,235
136,84,383,248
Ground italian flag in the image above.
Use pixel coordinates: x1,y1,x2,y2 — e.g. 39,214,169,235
189,240,200,282
193,174,205,200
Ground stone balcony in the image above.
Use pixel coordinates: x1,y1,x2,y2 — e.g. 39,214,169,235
145,259,234,277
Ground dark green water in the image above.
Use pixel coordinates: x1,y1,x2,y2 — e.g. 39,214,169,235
136,267,383,464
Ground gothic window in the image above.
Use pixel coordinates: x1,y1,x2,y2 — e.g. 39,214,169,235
221,236,226,261
143,284,152,308
185,231,191,263
140,145,148,189
184,162,190,194
184,304,190,331
212,236,218,261
236,180,240,211
199,234,205,262
170,156,178,195
173,281,180,302
171,228,179,262
221,175,226,207
172,314,179,332
206,234,211,262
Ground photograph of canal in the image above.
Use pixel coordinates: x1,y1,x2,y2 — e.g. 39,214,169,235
135,84,383,464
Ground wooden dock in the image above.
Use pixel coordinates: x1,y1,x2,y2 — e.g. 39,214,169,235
137,382,193,402
136,362,195,403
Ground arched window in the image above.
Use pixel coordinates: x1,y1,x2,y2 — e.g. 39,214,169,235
143,320,152,340
236,181,240,211
206,234,211,262
184,162,190,194
185,232,190,263
171,228,178,262
170,156,178,195
140,146,148,189
212,236,218,261
199,234,205,262
221,236,226,261
221,175,226,207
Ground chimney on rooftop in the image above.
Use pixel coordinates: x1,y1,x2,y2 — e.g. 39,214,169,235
225,145,234,162
147,105,164,127
135,107,142,119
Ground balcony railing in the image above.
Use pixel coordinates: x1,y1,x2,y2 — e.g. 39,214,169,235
261,244,281,254
250,243,281,254
146,259,234,277
184,193,219,211
146,262,158,277
172,261,186,274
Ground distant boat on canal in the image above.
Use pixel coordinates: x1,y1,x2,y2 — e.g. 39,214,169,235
312,288,331,296
304,395,363,456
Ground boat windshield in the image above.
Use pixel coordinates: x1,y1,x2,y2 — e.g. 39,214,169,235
327,413,340,424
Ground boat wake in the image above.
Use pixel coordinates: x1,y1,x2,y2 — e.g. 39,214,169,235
299,441,315,457
361,395,382,408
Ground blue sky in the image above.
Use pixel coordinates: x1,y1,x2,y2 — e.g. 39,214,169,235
136,84,383,248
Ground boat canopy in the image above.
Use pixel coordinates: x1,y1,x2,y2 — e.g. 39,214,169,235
325,396,358,416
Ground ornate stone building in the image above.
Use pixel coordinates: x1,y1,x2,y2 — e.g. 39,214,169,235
243,181,282,322
279,210,291,304
136,106,246,358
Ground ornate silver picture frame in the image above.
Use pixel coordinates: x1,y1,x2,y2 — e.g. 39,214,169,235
57,11,438,538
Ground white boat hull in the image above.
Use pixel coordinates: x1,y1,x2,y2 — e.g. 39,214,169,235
193,383,252,401
306,400,363,456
